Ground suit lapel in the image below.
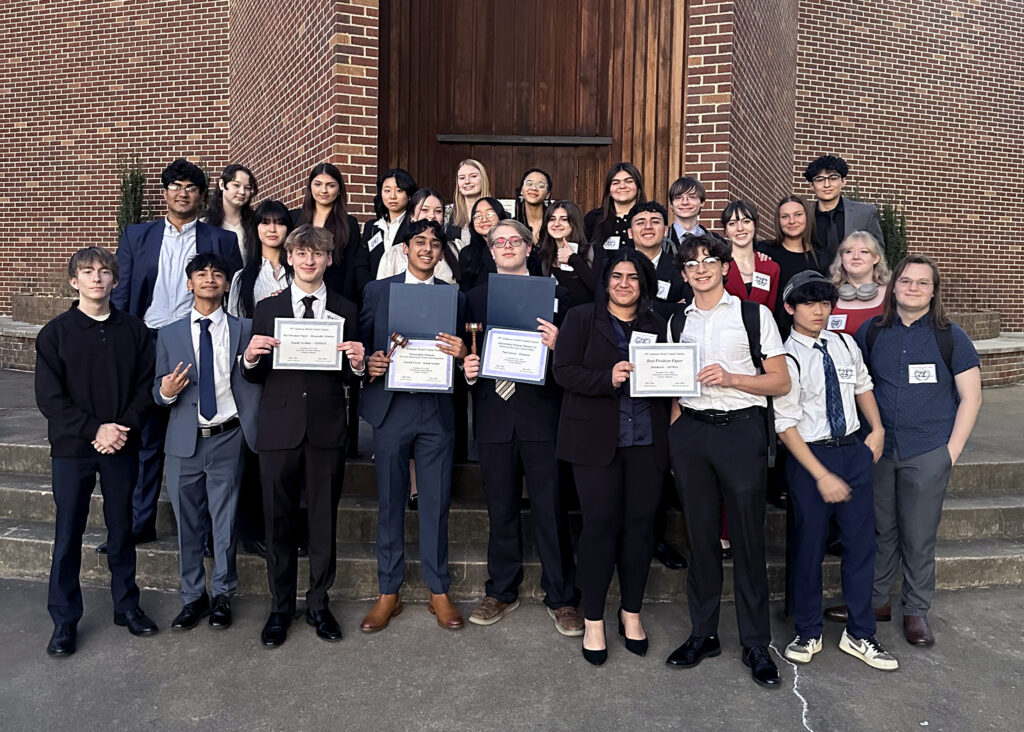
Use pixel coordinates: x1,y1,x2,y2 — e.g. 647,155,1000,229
227,314,241,361
593,304,618,350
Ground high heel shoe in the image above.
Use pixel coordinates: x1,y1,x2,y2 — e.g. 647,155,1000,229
582,621,608,666
618,608,649,657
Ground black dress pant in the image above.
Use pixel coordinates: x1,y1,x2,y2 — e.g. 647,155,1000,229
572,445,662,620
236,446,265,546
669,413,772,648
477,436,578,609
260,441,344,615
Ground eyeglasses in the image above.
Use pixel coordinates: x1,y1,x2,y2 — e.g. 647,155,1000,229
895,277,933,289
811,174,842,184
673,193,701,203
167,183,200,194
523,181,548,191
682,256,722,270
473,212,498,222
491,237,525,249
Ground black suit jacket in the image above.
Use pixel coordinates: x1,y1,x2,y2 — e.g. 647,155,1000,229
553,302,669,468
243,288,359,451
465,281,568,444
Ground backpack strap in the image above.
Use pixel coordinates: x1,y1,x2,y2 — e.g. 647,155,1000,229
739,301,777,468
936,326,955,376
669,308,687,343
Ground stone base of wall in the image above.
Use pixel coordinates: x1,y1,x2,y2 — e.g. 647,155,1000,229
977,334,1024,387
0,319,40,371
951,311,1001,341
12,295,75,326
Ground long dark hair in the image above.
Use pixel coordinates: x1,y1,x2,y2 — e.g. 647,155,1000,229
460,197,510,288
879,254,950,328
372,168,417,222
298,163,351,254
536,200,589,276
399,187,460,279
773,195,819,267
601,248,657,316
597,162,646,225
236,200,293,318
205,164,258,228
513,167,552,227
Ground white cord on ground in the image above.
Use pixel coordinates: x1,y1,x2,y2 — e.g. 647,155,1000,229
769,642,814,732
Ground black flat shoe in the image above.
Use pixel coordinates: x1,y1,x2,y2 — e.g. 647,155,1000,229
171,594,211,630
47,623,77,656
742,645,781,688
114,607,159,636
95,541,108,555
209,595,232,629
202,533,214,559
654,541,688,570
666,635,721,667
618,609,649,657
261,612,291,647
306,607,343,642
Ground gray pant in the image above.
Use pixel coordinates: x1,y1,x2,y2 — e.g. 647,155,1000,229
872,444,953,616
166,427,244,603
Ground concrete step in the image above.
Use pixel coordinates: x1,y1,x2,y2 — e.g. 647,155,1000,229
1,517,1021,602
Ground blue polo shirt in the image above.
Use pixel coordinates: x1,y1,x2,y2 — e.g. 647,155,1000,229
855,316,979,459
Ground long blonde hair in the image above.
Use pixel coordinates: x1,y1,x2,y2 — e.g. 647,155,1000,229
829,231,890,286
450,159,491,229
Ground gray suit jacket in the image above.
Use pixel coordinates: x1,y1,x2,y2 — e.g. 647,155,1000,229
152,312,260,458
843,197,885,246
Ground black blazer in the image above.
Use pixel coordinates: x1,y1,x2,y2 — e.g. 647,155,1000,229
243,288,359,451
553,302,669,468
289,209,362,305
465,281,568,444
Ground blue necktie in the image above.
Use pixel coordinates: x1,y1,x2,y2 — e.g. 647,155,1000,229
199,319,217,420
815,341,846,438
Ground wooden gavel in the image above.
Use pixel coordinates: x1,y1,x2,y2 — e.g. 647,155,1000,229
466,322,484,355
370,331,409,382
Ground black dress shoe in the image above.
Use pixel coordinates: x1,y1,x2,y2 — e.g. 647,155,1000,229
721,545,733,561
582,646,608,666
742,646,781,688
297,543,309,558
306,608,343,641
617,609,649,656
241,539,268,558
407,494,419,511
209,595,232,629
132,528,158,546
666,635,721,667
114,607,159,636
261,612,291,647
202,533,214,559
171,594,211,630
654,541,688,570
96,541,108,555
47,623,77,656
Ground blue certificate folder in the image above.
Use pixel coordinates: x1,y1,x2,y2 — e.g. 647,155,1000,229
388,283,458,339
481,274,556,385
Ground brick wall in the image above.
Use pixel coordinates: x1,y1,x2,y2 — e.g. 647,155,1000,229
229,0,379,219
979,352,1024,388
794,0,1024,328
0,0,231,316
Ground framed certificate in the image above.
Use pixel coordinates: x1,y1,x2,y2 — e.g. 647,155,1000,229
272,318,344,371
480,327,549,385
386,338,454,393
629,342,701,398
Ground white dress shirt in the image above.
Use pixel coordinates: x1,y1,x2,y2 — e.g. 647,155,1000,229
673,222,706,240
675,291,785,411
404,270,435,285
226,259,291,317
144,218,198,329
160,307,239,426
774,329,873,441
377,244,456,283
290,282,329,318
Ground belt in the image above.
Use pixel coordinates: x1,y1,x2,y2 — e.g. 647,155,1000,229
198,417,240,438
682,406,761,426
807,435,857,448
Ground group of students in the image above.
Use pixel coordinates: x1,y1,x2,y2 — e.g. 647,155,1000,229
34,154,982,691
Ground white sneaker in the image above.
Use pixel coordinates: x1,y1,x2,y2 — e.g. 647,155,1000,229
839,630,899,671
784,635,822,663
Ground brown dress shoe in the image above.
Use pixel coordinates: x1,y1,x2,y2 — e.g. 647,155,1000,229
903,615,935,646
824,603,891,623
428,593,464,630
359,593,403,633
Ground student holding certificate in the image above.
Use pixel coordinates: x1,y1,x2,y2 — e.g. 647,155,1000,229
553,249,669,665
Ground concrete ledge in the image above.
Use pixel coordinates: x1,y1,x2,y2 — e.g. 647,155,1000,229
976,334,1024,387
951,310,1001,341
0,318,40,371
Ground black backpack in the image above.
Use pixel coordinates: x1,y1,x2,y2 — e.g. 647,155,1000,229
863,315,954,375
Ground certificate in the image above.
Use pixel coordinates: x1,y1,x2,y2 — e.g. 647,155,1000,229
629,342,701,398
480,328,549,385
386,339,454,392
272,318,344,371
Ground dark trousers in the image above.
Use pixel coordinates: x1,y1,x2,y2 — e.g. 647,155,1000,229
260,441,345,615
572,445,662,620
787,440,876,639
478,436,578,609
132,330,167,536
49,453,140,624
236,447,265,546
670,414,771,648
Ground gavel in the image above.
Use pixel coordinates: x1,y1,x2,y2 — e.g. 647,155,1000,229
370,332,409,382
465,322,484,356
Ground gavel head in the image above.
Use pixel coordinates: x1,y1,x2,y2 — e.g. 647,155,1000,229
389,332,409,348
466,322,483,334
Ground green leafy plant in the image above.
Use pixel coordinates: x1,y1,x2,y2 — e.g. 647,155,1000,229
116,155,145,235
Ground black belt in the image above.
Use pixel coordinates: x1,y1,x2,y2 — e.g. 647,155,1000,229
198,417,240,438
682,406,761,426
807,435,857,448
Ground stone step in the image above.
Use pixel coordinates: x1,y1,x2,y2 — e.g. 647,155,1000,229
1,517,1021,602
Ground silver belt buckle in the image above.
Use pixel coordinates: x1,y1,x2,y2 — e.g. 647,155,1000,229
199,426,214,438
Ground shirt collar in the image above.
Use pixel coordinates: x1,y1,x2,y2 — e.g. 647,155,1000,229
291,282,327,306
191,306,225,327
673,222,703,238
789,329,824,350
685,289,734,314
404,270,435,285
70,300,117,327
165,217,198,235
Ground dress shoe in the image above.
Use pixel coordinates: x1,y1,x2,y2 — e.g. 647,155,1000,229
47,623,77,656
618,608,648,656
721,544,733,561
407,493,419,511
209,595,232,629
824,603,891,624
741,645,781,688
582,621,607,666
654,540,687,570
306,607,343,642
359,593,403,633
114,607,159,636
428,593,464,630
261,612,291,647
241,539,267,559
96,541,108,555
297,543,309,558
171,593,211,630
666,635,721,668
202,533,214,559
903,615,935,646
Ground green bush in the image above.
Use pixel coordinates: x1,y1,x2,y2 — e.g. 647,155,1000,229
116,155,145,236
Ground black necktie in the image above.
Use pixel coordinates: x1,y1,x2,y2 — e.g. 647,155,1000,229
301,295,317,319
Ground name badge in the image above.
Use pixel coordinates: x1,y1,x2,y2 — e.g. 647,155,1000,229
603,236,620,250
324,310,343,321
368,232,384,251
908,364,938,384
553,298,559,314
835,365,856,384
752,272,771,291
657,280,671,300
827,314,847,331
630,331,656,346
